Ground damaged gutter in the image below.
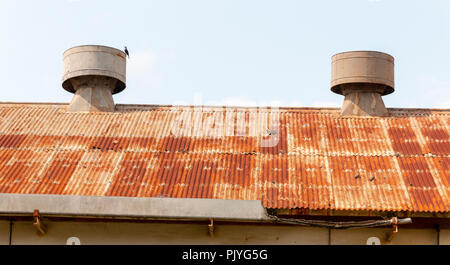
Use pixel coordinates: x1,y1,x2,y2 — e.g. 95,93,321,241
0,194,412,229
0,194,269,221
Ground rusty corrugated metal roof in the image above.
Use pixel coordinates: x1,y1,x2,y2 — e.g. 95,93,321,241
0,103,448,212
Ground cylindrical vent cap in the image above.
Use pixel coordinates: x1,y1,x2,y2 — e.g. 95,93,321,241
331,51,394,95
62,45,127,94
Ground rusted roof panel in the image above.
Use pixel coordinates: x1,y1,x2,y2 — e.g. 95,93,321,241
0,103,448,213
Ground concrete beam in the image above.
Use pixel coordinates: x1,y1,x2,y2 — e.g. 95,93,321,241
0,194,269,221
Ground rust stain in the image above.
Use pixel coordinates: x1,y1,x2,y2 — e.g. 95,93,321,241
0,135,27,149
387,125,423,155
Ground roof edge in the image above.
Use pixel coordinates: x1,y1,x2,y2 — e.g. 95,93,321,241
276,208,450,218
0,101,448,112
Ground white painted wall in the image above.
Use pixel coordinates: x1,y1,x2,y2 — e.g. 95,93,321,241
0,220,446,245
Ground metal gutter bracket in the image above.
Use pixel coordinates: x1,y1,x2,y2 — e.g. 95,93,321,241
208,218,215,237
386,217,398,242
33,209,47,235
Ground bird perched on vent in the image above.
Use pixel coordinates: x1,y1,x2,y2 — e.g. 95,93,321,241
124,46,129,58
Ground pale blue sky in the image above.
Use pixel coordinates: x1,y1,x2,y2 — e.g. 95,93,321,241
0,0,449,108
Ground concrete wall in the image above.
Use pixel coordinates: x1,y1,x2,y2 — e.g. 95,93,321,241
440,229,450,245
0,221,9,245
331,227,437,245
0,220,447,245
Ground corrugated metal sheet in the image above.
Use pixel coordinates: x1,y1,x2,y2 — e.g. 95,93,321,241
0,103,448,212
